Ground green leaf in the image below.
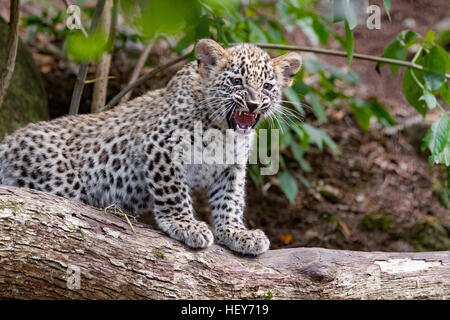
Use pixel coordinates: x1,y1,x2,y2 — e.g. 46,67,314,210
402,68,428,116
296,17,319,46
402,31,422,48
201,0,239,15
350,101,372,131
431,137,450,166
438,81,450,105
66,30,108,62
307,92,327,123
283,87,305,116
266,21,284,44
423,47,447,91
350,99,396,130
422,113,449,156
437,189,450,209
312,16,329,45
367,101,397,126
247,20,268,43
195,15,211,40
383,0,391,21
291,142,312,172
379,31,421,73
296,174,311,189
424,30,435,44
174,33,194,53
214,17,228,46
302,123,338,151
291,122,310,149
322,132,339,153
248,164,264,190
122,0,202,38
381,39,408,75
278,170,298,204
279,123,292,148
344,20,354,66
419,90,437,110
435,46,450,70
332,0,357,29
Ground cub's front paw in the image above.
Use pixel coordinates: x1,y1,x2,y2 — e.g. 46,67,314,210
163,220,214,249
216,228,270,255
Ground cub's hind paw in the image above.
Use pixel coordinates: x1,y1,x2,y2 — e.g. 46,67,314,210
216,228,270,255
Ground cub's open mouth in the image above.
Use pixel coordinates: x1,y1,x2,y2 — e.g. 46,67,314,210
227,109,260,131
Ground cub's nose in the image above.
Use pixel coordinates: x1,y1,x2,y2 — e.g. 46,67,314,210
246,101,259,112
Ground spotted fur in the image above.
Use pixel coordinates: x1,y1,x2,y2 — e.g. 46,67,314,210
0,40,302,255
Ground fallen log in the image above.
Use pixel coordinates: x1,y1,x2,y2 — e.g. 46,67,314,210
0,184,449,299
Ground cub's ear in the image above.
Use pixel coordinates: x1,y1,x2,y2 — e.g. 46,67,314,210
195,39,227,76
272,52,302,89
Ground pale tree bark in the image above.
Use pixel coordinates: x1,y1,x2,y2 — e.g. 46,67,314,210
0,184,449,300
91,0,114,113
119,38,156,104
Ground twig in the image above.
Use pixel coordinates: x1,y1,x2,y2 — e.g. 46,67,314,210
106,0,118,51
104,204,136,233
0,0,20,110
104,52,191,110
105,41,450,111
84,75,115,84
246,43,450,80
68,0,106,115
120,37,157,104
44,42,66,60
91,0,114,113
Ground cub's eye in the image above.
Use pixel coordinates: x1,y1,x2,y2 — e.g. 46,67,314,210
263,83,273,90
232,78,243,86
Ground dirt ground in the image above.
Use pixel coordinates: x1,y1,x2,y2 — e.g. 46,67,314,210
6,0,450,252
256,0,450,252
203,0,450,252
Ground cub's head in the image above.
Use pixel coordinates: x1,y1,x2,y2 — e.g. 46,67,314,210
195,39,302,133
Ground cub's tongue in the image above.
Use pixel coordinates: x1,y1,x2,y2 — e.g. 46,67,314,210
233,110,256,129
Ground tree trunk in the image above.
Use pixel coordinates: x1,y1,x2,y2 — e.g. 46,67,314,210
0,0,20,109
0,184,449,300
91,0,112,113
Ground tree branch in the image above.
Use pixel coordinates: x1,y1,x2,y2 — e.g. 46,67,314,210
248,43,450,80
0,184,449,299
104,52,191,110
105,42,450,110
0,0,20,110
119,37,157,104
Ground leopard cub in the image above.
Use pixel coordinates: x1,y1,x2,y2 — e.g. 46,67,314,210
0,39,302,255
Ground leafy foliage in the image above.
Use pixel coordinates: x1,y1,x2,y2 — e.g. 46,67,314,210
21,0,450,204
382,29,450,200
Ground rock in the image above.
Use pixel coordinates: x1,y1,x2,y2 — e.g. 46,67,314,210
318,184,342,203
0,18,48,140
403,18,417,29
434,17,450,31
